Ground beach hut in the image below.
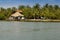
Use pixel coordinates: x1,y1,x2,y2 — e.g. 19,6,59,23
9,10,24,20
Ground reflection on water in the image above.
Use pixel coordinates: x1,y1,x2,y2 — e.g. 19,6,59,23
0,22,60,40
32,29,40,31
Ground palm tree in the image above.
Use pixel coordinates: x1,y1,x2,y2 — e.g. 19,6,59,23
33,3,40,19
12,7,17,11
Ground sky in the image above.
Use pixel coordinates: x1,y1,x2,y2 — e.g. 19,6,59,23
0,0,60,8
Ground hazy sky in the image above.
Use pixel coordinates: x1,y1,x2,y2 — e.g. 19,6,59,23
0,0,60,8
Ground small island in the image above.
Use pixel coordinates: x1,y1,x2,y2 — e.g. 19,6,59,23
0,4,60,22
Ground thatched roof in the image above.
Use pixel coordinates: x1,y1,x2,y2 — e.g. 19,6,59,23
16,10,23,12
11,12,24,17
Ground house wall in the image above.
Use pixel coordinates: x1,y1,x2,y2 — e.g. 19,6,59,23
9,16,24,20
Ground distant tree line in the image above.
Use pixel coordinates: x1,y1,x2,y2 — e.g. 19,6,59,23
0,3,60,20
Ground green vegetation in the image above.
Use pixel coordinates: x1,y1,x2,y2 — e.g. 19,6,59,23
0,3,60,20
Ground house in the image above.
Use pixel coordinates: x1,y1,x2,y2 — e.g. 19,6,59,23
9,10,24,20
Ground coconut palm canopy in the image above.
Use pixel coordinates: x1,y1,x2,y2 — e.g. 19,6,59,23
11,12,24,17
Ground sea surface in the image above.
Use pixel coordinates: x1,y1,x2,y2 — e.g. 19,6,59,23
0,21,60,40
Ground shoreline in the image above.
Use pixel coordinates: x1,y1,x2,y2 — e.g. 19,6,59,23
24,19,60,22
1,19,60,22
